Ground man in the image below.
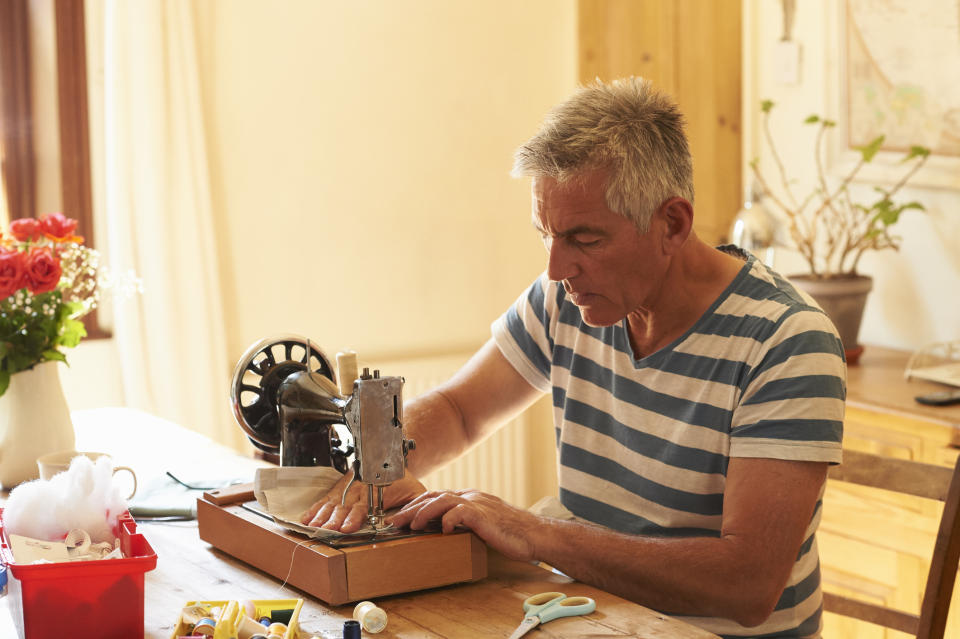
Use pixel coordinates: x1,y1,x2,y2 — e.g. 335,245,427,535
303,77,845,638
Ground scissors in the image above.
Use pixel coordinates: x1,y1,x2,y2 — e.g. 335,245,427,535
507,591,596,639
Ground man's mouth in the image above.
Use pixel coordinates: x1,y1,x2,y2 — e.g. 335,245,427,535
568,292,593,306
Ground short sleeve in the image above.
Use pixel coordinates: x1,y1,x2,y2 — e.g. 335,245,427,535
491,273,555,393
729,310,846,463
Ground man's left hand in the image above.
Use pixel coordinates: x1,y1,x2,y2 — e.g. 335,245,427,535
388,489,543,562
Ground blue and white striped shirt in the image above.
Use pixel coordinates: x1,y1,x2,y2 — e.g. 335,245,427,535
491,250,845,638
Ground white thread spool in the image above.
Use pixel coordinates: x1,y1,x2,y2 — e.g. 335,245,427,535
337,351,359,397
353,600,387,633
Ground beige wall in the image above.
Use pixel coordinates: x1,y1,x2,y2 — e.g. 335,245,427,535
745,0,960,351
63,1,576,406
193,1,576,364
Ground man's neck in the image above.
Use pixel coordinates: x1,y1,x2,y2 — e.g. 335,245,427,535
625,240,746,359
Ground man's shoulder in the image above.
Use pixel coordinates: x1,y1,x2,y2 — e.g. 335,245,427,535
720,255,828,321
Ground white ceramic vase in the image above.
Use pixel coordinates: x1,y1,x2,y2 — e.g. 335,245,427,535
0,361,76,489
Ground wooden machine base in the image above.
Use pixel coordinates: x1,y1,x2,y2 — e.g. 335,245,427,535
196,485,487,605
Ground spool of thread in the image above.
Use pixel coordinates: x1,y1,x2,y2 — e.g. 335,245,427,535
241,600,257,619
353,601,388,633
193,618,217,636
266,622,287,636
271,608,295,625
336,350,359,396
180,605,213,627
237,614,267,639
343,619,361,639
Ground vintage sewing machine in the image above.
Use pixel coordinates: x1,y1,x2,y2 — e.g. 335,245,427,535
196,335,485,604
228,335,416,530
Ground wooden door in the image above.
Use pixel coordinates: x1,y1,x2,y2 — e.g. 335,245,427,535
578,0,742,244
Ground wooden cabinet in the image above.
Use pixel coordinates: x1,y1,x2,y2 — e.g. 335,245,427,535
818,347,960,638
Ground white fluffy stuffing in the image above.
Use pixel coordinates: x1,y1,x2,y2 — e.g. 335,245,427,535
2,455,128,544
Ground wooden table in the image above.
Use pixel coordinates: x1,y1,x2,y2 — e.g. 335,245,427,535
0,407,719,638
129,517,718,638
847,345,960,431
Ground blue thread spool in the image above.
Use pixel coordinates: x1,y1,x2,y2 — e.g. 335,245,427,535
259,616,272,626
193,617,217,636
343,619,361,639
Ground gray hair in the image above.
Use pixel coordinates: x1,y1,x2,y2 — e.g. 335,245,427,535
511,77,694,232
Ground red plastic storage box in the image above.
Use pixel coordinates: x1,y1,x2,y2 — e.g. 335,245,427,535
0,510,157,639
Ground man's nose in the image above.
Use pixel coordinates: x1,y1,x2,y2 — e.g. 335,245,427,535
546,240,576,283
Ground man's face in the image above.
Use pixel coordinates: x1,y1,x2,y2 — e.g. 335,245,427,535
532,171,667,327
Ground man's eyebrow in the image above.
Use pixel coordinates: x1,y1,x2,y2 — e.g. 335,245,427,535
531,221,608,238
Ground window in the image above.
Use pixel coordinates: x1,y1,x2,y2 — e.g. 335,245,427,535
0,0,107,338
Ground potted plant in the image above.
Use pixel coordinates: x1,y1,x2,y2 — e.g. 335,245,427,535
750,100,930,363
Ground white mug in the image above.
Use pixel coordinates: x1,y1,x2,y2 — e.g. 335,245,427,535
36,450,138,500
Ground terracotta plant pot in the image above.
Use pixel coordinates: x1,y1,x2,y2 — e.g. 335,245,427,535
790,274,873,365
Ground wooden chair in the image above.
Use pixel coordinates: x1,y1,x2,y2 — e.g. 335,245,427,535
824,449,960,638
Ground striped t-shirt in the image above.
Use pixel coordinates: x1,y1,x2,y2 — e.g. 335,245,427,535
491,249,845,639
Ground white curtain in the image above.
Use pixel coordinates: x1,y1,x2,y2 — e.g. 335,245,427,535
101,1,241,449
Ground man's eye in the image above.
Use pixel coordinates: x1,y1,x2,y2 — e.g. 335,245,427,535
571,237,601,248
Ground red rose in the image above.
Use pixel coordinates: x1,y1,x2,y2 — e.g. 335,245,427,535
24,246,62,295
39,212,79,241
0,249,26,299
10,218,42,242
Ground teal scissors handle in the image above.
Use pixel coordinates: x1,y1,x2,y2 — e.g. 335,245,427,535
523,591,597,623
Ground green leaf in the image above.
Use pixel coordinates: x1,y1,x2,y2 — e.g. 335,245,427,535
804,114,820,124
905,145,931,161
761,99,774,113
822,119,836,128
42,349,67,364
856,135,885,162
58,318,87,349
870,199,924,227
900,201,926,213
0,370,8,397
63,300,86,319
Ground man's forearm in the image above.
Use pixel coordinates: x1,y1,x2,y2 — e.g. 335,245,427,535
534,517,789,627
401,388,473,478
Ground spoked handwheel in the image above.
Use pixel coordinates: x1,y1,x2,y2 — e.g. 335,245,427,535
230,335,336,453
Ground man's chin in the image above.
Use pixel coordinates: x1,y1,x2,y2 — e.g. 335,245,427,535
577,306,620,328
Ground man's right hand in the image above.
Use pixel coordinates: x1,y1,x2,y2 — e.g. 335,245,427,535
299,470,428,533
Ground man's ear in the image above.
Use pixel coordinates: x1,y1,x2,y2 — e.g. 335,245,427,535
655,197,693,254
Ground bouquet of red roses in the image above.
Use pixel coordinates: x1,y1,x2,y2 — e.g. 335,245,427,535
0,213,100,395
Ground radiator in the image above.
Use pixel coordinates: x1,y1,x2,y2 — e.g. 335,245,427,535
376,351,557,509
